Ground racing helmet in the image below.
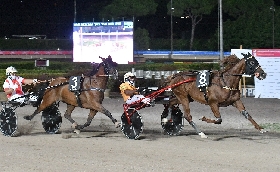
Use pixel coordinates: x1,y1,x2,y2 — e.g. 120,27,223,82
6,66,18,76
124,72,135,85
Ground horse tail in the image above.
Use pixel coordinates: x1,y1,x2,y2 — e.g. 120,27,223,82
32,86,46,107
31,81,51,107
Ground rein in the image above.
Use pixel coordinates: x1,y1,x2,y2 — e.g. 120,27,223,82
223,74,246,76
97,74,112,77
44,82,69,90
90,88,105,92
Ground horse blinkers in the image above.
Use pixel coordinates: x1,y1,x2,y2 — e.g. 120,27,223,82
103,56,118,79
245,57,266,80
111,69,118,79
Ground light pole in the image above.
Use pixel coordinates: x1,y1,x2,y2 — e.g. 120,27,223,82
74,0,77,23
170,0,174,59
270,6,275,48
219,0,223,62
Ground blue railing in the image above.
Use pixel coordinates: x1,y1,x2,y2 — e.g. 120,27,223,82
134,51,230,56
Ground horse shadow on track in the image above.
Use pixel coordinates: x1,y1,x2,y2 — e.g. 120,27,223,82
56,128,173,140
12,122,280,142
138,128,280,142
192,129,280,142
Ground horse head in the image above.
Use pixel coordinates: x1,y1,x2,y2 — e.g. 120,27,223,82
89,55,118,79
242,52,267,80
99,55,118,79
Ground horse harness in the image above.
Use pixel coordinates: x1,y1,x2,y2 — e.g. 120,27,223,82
195,70,240,103
68,76,105,108
195,70,211,102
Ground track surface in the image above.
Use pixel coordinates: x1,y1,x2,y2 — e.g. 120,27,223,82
1,97,280,171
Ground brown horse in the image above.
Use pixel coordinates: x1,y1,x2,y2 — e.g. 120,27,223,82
23,56,120,133
165,52,267,138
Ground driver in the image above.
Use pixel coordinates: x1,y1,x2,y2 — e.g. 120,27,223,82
2,66,38,103
119,72,151,105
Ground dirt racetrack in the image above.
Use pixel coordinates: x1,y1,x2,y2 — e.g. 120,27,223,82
1,97,280,172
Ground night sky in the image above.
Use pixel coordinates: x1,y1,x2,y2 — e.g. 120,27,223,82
0,0,193,39
0,0,138,39
0,0,279,39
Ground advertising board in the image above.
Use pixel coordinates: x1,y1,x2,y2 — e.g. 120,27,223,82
253,49,280,99
73,21,133,64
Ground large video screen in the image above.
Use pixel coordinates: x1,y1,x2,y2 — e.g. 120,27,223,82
73,21,133,64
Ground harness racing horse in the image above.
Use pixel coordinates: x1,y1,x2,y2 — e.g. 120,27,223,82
23,55,120,133
166,52,267,138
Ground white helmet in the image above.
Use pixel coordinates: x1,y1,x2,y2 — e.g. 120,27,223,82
124,72,135,86
6,66,18,76
124,72,135,82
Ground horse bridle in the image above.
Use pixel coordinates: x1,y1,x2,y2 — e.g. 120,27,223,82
95,61,118,79
221,54,260,77
244,55,261,75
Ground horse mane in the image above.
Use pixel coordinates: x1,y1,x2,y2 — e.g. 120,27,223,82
88,63,100,76
220,54,241,72
105,55,118,68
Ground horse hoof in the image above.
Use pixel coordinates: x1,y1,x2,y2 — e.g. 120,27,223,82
161,118,168,124
199,116,206,121
260,129,267,133
199,132,208,138
74,129,80,134
71,122,78,129
115,122,121,128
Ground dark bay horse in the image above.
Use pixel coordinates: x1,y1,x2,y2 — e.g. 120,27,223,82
23,56,120,133
165,53,267,138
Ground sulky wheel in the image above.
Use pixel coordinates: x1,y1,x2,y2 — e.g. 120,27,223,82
0,107,17,136
161,105,183,136
41,104,62,134
121,109,143,139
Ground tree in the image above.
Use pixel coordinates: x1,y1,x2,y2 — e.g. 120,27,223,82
99,0,157,52
99,0,158,20
222,0,277,50
134,28,150,50
167,0,216,50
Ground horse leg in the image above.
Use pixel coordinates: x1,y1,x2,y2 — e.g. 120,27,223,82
200,103,223,124
233,100,265,133
102,107,121,128
23,98,55,121
178,97,207,138
78,109,98,129
63,104,79,130
163,97,179,121
85,103,120,128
